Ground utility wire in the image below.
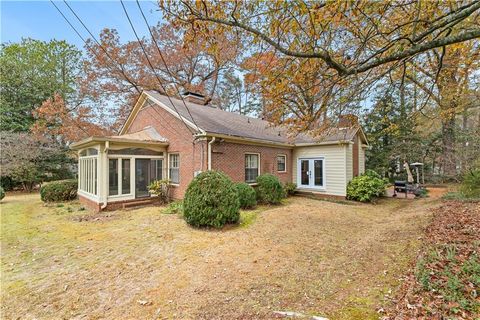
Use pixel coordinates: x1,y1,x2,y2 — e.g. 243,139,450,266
119,0,197,135
135,0,201,132
61,0,141,94
55,0,197,136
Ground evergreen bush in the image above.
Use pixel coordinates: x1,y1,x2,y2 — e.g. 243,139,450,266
256,174,284,204
0,186,5,201
460,169,480,198
40,180,77,202
283,182,297,196
183,171,240,228
235,182,257,209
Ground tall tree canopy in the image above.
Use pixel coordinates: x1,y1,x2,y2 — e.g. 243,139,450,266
0,39,82,132
160,0,480,129
82,23,241,123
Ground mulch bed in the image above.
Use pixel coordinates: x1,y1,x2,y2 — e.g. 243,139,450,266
383,200,480,319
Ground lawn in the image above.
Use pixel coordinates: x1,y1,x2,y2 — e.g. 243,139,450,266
0,190,445,319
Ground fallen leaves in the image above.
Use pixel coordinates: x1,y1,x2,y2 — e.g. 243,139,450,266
384,200,480,319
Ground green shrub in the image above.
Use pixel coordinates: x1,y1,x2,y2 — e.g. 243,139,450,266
40,179,77,202
183,171,240,228
283,182,297,196
364,169,382,179
235,182,257,209
148,179,171,203
460,169,480,198
0,186,5,201
163,201,183,215
256,173,284,204
346,171,387,202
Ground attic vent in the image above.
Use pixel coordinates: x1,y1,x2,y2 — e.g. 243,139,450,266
183,91,207,105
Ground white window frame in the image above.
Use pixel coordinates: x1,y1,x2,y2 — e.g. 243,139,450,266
107,154,165,201
277,154,287,173
245,153,260,184
78,146,100,201
168,153,180,185
296,157,326,190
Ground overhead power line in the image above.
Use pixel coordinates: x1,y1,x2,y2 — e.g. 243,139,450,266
52,0,198,136
135,0,201,132
119,0,198,135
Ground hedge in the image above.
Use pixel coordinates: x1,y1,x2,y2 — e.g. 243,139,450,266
235,182,257,209
256,173,284,204
40,179,77,202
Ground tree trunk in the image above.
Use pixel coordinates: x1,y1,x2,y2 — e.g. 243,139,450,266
441,116,456,178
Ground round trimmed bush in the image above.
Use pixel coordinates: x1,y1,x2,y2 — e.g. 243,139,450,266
40,179,77,202
235,182,257,209
183,171,240,228
256,173,284,204
346,171,387,202
0,186,5,201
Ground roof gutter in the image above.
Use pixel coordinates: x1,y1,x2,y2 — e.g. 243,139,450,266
70,136,169,150
198,132,294,148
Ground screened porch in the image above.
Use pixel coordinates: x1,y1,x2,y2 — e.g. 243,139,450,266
70,128,170,207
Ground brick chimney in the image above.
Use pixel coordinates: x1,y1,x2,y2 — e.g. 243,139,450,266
183,91,207,105
338,114,358,128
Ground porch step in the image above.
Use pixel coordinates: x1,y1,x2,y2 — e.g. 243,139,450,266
122,199,156,209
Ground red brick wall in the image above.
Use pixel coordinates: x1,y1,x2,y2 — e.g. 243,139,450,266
127,103,207,199
79,195,102,213
211,141,293,184
126,102,293,199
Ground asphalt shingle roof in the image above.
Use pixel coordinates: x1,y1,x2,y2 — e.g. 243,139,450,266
146,91,358,145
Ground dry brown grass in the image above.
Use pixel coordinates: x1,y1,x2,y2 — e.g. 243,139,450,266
0,189,446,319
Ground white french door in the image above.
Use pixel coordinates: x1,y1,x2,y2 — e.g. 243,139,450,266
297,158,325,189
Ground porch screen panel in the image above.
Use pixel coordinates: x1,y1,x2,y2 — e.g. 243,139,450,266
109,159,119,196
122,159,131,194
78,156,98,196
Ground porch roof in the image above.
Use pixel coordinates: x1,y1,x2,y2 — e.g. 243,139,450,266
70,127,169,150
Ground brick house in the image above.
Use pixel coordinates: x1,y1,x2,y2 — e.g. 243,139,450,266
71,91,368,212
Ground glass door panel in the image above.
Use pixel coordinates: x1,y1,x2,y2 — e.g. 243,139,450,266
314,159,323,186
300,159,310,186
135,159,150,198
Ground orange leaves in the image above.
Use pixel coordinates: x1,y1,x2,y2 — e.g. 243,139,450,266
32,94,111,143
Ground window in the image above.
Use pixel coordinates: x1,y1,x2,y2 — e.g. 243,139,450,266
169,154,180,184
109,159,119,196
277,155,286,172
245,154,259,183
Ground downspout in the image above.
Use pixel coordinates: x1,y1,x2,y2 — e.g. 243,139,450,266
101,141,109,210
207,137,216,171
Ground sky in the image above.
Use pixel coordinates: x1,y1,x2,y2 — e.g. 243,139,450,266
1,0,162,49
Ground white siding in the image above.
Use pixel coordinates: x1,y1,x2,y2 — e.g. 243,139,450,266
293,144,348,196
346,143,353,182
358,138,365,175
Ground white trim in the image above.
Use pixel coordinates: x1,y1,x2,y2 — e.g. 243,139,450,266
245,152,260,184
168,153,180,184
277,154,287,173
296,157,326,190
107,154,164,159
78,189,99,202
